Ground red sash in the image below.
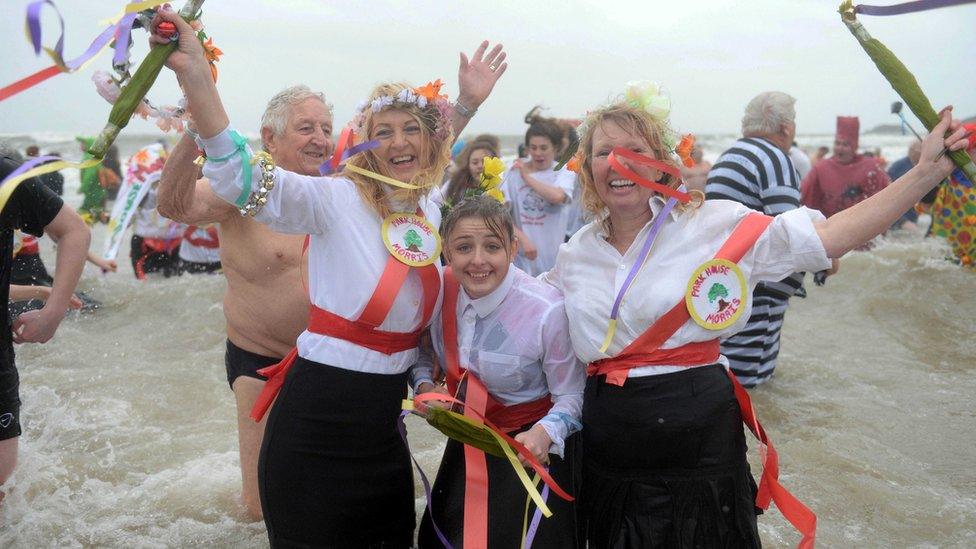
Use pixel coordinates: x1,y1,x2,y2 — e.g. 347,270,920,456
249,238,441,422
17,234,39,256
182,225,220,248
134,237,181,280
438,268,556,549
587,213,816,549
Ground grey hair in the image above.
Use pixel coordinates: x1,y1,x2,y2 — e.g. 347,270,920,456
260,85,333,139
741,91,796,136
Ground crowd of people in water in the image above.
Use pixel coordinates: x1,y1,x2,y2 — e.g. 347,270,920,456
2,7,975,548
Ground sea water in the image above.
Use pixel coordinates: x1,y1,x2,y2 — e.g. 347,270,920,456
1,133,974,547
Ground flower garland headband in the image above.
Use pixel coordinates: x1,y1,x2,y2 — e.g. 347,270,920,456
557,80,696,172
350,79,454,141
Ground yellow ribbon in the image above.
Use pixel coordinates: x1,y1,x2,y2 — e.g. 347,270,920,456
402,400,552,518
0,159,102,215
343,163,426,190
100,1,169,26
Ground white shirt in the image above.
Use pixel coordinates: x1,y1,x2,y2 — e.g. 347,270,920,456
133,185,185,239
502,162,577,276
178,226,221,264
790,146,813,180
412,267,584,456
201,126,444,375
542,197,831,377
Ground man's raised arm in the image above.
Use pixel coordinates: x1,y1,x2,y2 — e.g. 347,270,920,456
157,132,233,224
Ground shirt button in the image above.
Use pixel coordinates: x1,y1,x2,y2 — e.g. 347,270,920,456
619,264,626,270
412,300,420,307
466,317,475,324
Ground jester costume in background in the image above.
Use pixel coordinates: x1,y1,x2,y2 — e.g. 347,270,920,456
75,136,104,223
930,125,976,267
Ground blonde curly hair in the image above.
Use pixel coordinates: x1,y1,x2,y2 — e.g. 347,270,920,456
576,103,703,238
344,82,453,219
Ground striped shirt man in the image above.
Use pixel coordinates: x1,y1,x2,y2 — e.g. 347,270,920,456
706,136,803,387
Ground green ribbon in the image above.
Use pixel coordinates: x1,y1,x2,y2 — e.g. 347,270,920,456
206,129,252,207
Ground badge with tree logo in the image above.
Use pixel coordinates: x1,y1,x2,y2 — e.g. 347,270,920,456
685,258,747,330
381,212,441,267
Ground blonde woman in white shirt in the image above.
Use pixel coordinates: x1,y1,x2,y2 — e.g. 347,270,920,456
543,86,968,548
412,195,584,548
150,10,510,547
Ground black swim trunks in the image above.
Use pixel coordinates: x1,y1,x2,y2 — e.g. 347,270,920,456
0,352,21,442
224,339,281,389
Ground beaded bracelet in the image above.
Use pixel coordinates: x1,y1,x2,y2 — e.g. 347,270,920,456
239,151,276,217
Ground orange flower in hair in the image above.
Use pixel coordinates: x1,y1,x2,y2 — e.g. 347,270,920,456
676,134,695,168
566,153,582,173
413,79,448,101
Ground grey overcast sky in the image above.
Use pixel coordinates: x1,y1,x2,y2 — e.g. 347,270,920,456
2,0,974,137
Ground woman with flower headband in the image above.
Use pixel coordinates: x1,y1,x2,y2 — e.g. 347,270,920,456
542,81,968,548
411,192,584,548
149,8,509,547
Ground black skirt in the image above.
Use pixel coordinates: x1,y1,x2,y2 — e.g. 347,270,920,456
258,357,415,548
581,364,761,549
417,425,582,549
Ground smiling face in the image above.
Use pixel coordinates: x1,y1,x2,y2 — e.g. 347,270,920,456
588,119,659,220
370,108,428,182
467,148,493,181
444,216,517,299
264,97,334,176
526,135,557,171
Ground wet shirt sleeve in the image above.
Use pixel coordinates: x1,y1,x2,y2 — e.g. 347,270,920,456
747,206,831,284
534,301,584,457
200,126,335,235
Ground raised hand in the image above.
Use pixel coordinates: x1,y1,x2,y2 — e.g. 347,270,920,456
149,6,208,79
457,40,508,112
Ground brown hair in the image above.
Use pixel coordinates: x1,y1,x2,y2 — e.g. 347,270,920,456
577,103,703,238
343,82,453,219
444,139,499,205
440,195,516,254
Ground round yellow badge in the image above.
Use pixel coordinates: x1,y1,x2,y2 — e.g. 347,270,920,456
381,212,441,267
685,258,748,330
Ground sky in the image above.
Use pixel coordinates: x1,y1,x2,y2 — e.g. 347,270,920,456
1,0,974,138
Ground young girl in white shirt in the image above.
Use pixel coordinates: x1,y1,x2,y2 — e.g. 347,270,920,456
413,195,585,548
503,116,577,276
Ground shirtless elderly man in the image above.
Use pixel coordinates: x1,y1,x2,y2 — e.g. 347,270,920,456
158,84,329,519
158,41,507,520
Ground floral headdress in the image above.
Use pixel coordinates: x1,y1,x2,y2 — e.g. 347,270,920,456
350,79,454,141
556,80,695,172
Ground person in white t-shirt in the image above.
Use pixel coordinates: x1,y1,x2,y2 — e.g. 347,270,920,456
502,116,576,276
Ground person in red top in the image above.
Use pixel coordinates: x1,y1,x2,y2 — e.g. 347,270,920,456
801,116,891,217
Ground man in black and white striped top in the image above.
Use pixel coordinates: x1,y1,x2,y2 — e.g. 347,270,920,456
705,91,804,387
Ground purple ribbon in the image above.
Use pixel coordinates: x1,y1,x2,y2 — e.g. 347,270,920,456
397,410,454,549
522,479,550,549
2,155,58,184
318,140,380,175
25,0,135,72
607,197,678,322
854,0,975,15
0,155,59,213
113,12,140,68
